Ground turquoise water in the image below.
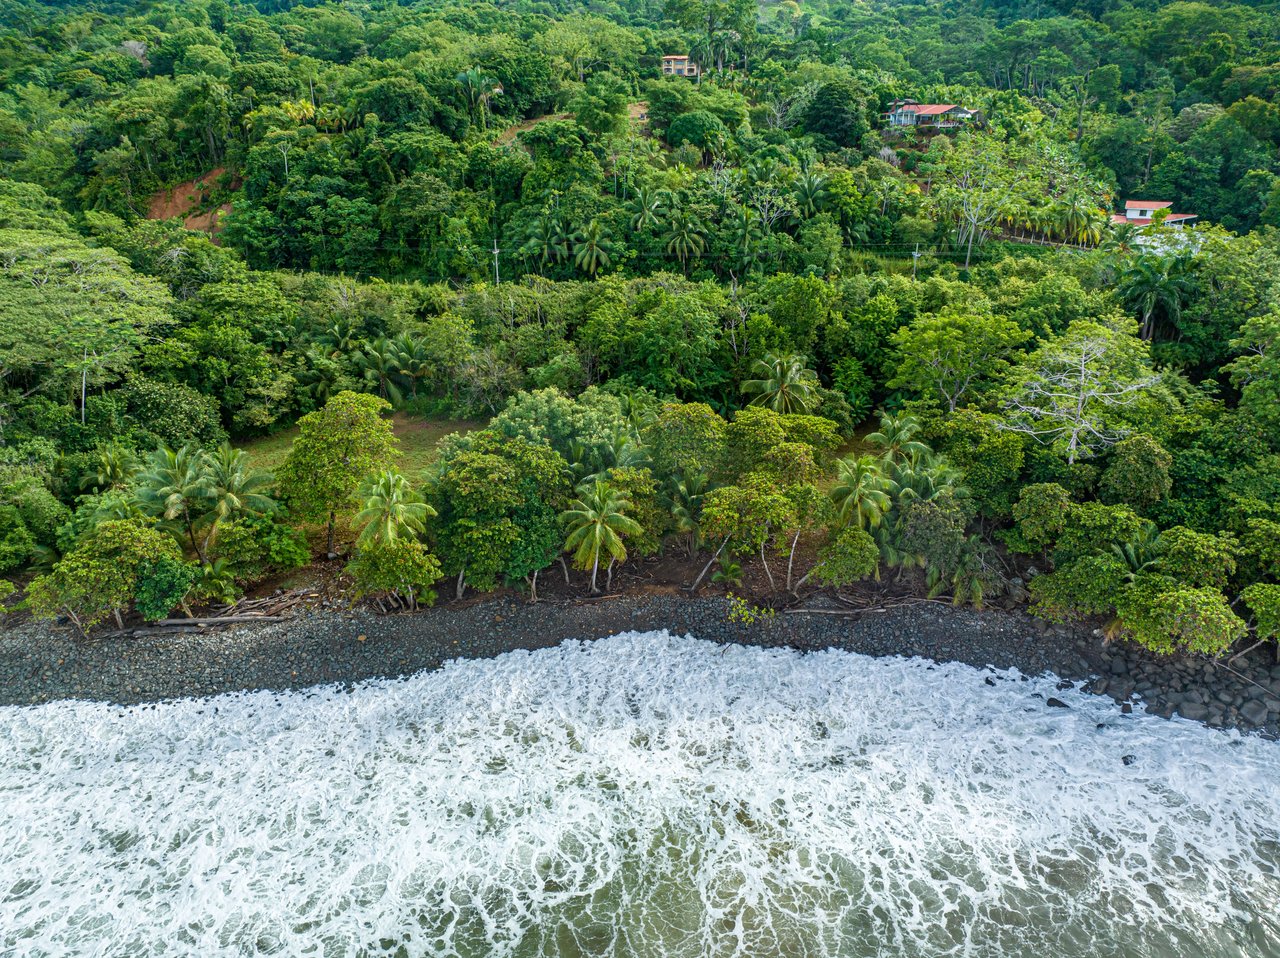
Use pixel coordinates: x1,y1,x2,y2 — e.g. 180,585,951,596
2,631,1278,957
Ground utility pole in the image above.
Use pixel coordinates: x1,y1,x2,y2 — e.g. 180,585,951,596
492,237,501,285
912,243,920,279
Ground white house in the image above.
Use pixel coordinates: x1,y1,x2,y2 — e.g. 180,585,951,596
884,100,973,129
1113,200,1197,226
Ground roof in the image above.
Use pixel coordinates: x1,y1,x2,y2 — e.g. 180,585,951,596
1114,212,1198,226
1125,200,1173,210
662,54,691,60
892,104,962,115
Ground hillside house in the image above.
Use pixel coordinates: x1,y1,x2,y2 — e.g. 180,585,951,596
884,100,973,129
1112,200,1197,226
661,55,699,78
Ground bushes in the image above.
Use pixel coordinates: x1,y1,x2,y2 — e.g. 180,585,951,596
27,519,187,632
346,538,441,609
119,377,227,449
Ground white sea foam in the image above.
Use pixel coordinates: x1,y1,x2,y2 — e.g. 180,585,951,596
1,631,1278,957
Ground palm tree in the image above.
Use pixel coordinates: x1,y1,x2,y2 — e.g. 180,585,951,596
1118,254,1195,340
572,219,614,276
664,208,707,272
80,444,139,492
1111,522,1163,581
668,470,713,555
200,444,276,555
793,170,829,220
296,348,348,408
561,480,642,594
354,336,405,404
392,332,431,401
730,205,764,271
353,470,435,547
865,412,930,465
134,446,212,564
319,316,362,358
891,452,968,504
830,455,894,530
741,352,817,414
521,213,569,272
629,186,666,232
456,67,502,129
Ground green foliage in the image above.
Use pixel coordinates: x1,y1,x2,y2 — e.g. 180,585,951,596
811,528,880,586
1114,576,1247,656
889,310,1028,412
1029,555,1128,623
1099,435,1173,514
27,519,182,632
1054,501,1146,567
1158,526,1238,590
134,557,198,622
276,392,397,553
1009,483,1072,554
346,538,441,608
0,506,35,573
1241,584,1280,643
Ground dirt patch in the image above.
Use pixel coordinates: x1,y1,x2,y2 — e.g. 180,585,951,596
146,167,238,237
494,113,572,146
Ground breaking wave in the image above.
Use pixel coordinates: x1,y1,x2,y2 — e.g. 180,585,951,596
1,631,1278,957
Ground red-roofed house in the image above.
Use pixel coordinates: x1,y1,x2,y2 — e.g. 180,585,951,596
1113,200,1197,226
885,100,973,129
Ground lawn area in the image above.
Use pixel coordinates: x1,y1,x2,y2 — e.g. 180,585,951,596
239,413,483,476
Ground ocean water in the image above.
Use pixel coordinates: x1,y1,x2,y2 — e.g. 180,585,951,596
1,631,1278,958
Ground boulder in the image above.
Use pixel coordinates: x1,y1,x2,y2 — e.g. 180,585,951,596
1176,702,1209,722
1240,700,1269,727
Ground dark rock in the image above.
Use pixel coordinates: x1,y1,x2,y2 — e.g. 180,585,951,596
1087,677,1109,696
1110,658,1128,675
1046,697,1069,709
1176,702,1209,722
1240,700,1268,726
984,677,995,686
1056,679,1074,691
1120,703,1133,714
1122,754,1136,766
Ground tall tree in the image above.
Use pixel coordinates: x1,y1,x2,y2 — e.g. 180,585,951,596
276,392,397,556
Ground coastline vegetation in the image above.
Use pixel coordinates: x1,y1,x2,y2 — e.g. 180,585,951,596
0,0,1277,663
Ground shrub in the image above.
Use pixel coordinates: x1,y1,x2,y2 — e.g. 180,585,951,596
0,506,35,573
120,377,226,449
346,538,441,609
1114,577,1247,656
1158,526,1238,590
1008,482,1071,554
811,527,880,586
27,519,181,632
134,557,199,621
1099,434,1172,514
1028,554,1128,623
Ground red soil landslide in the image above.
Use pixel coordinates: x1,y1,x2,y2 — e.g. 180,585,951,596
146,167,238,238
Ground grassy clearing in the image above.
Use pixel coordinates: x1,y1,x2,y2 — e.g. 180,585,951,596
239,413,483,476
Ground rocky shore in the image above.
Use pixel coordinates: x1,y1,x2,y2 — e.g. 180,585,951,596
2,594,1278,738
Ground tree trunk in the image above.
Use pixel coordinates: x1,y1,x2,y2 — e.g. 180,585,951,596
786,531,802,593
529,569,538,603
760,535,776,592
559,556,571,584
690,537,730,592
606,559,614,592
455,569,466,600
590,556,600,594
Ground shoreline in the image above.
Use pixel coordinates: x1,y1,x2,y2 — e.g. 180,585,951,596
2,594,1279,738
